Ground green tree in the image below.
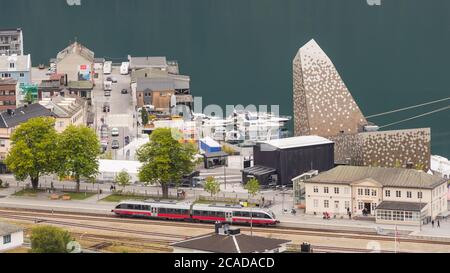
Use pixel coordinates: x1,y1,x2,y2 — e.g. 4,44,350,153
141,107,149,126
204,176,221,197
5,117,58,190
24,91,34,104
137,128,197,198
115,170,132,190
245,178,261,197
30,226,73,253
56,125,100,192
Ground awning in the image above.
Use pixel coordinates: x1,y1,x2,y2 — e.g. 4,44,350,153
376,201,427,212
242,165,277,176
204,151,229,158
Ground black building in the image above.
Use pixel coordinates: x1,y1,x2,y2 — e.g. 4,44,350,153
242,136,334,186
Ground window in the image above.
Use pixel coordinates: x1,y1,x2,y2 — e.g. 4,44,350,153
9,63,15,69
324,200,329,208
313,186,318,193
396,191,401,198
365,189,370,196
3,234,11,244
313,199,318,208
371,189,377,196
0,139,5,147
407,191,412,198
358,188,363,196
334,187,340,194
20,73,24,77
324,187,329,194
358,202,364,210
371,203,377,211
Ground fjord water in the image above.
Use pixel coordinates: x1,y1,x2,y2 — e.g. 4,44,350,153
1,0,449,157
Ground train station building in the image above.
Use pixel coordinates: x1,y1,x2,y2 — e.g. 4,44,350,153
301,166,448,226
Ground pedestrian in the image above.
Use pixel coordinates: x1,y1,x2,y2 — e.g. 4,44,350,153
349,212,352,220
438,220,440,228
432,220,435,228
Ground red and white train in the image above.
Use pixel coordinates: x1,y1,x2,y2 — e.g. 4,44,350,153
112,200,279,226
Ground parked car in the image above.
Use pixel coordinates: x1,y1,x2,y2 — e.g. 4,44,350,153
121,89,128,94
111,77,118,83
103,103,110,113
100,125,109,138
111,127,120,137
104,90,111,97
111,140,120,150
106,76,113,82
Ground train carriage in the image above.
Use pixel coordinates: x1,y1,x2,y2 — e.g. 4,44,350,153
112,201,279,226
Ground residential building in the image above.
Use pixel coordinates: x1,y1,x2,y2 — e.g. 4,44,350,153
0,221,23,252
0,103,56,172
293,39,431,170
67,80,94,100
128,56,169,71
302,166,448,225
0,28,24,56
38,73,67,99
171,223,290,253
133,70,192,112
0,78,19,111
55,41,95,82
39,95,87,132
0,54,32,85
242,136,334,187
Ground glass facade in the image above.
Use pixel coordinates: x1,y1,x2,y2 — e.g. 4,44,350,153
376,209,421,222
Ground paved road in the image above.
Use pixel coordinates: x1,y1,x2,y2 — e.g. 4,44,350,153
91,66,137,156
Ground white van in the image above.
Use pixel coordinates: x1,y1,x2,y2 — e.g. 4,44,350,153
120,62,129,75
103,61,112,75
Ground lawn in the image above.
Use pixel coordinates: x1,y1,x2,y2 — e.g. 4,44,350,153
13,189,45,197
63,192,96,200
100,194,149,203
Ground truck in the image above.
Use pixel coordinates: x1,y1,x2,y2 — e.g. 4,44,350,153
103,61,112,75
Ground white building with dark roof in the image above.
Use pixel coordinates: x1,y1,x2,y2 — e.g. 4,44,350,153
171,223,290,253
0,221,23,252
303,165,448,225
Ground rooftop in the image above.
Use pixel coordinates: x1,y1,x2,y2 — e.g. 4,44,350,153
260,135,333,150
0,54,31,71
308,166,446,189
67,81,94,90
56,42,95,63
376,201,428,212
0,103,56,128
171,232,289,253
0,78,17,85
0,221,22,237
128,56,167,69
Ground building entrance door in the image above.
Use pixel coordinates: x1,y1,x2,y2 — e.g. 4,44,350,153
364,203,371,215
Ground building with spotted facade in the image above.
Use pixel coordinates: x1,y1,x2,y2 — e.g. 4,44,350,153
293,39,431,170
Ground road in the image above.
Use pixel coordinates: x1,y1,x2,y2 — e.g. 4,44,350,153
91,65,137,158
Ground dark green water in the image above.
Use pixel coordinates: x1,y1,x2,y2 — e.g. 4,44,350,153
1,0,449,157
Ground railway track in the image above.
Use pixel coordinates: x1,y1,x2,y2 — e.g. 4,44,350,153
1,207,449,248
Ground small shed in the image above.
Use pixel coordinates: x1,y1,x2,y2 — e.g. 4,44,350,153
203,151,229,169
0,222,24,252
200,137,222,154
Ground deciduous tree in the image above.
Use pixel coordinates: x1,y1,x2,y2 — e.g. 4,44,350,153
5,117,59,190
30,226,73,253
115,170,132,190
204,176,221,197
245,178,260,197
57,125,100,192
137,128,197,198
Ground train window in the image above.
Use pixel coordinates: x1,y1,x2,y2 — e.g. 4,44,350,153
264,213,272,219
159,208,166,214
217,211,225,218
115,204,124,209
242,212,250,218
143,205,150,211
127,204,134,210
193,210,200,215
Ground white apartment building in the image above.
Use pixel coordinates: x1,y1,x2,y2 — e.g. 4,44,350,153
304,166,448,226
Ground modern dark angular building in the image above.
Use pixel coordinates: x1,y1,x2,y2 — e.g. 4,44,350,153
242,136,334,186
